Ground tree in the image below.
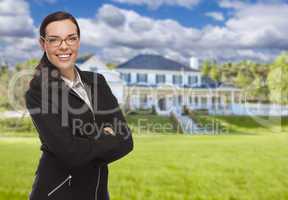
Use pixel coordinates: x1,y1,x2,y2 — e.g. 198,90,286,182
220,62,235,84
201,60,212,76
0,59,39,127
249,76,269,103
0,64,12,109
234,71,253,88
106,63,117,69
15,58,38,71
209,64,221,82
267,52,288,104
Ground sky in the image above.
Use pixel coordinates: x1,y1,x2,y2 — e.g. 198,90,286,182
0,0,288,66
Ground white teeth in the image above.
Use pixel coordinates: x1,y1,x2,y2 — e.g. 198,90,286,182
58,54,70,58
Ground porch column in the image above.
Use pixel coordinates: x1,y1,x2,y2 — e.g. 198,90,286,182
231,90,235,105
152,91,156,106
207,93,212,109
220,94,225,108
137,89,140,109
191,93,194,107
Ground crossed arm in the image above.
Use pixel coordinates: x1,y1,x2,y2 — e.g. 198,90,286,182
25,77,133,169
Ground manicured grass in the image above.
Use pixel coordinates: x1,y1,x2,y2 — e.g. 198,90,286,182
2,114,286,137
0,117,36,137
0,133,288,200
0,114,287,199
0,137,39,199
195,115,288,135
0,114,176,137
126,114,177,134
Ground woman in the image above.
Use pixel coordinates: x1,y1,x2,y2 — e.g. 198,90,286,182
25,11,133,200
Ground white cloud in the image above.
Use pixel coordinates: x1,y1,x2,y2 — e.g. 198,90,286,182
205,12,225,21
0,0,39,65
0,15,35,37
1,1,288,65
219,0,249,10
78,5,201,56
76,3,288,63
225,3,288,48
0,0,36,37
0,0,29,15
111,0,200,9
0,36,41,67
96,4,126,27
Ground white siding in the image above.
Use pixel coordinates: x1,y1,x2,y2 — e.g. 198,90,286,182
117,69,201,86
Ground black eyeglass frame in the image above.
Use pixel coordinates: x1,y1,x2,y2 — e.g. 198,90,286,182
40,34,79,47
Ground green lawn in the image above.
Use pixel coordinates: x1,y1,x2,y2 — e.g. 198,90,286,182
0,115,287,199
126,114,177,134
0,133,287,200
195,115,287,135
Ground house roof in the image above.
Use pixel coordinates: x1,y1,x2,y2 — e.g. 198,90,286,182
117,54,199,72
76,53,94,65
77,55,123,84
79,55,108,71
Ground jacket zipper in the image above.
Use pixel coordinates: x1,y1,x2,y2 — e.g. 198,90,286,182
31,118,74,195
95,167,101,200
48,174,72,197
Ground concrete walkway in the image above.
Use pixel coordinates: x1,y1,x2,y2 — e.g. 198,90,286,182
172,110,209,134
177,115,202,134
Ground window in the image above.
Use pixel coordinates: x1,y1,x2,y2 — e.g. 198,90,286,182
201,97,207,106
189,96,193,104
172,75,182,85
178,95,182,105
188,75,198,85
194,96,198,105
137,73,147,83
90,67,98,71
120,73,131,83
140,95,148,104
156,74,165,84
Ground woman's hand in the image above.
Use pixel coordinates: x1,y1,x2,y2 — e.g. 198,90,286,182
103,127,115,136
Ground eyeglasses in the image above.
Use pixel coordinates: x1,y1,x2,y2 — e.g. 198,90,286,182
41,34,79,47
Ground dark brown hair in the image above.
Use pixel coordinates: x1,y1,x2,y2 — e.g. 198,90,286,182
36,11,80,70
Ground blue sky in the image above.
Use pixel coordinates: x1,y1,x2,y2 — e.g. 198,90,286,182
29,0,226,29
1,0,288,65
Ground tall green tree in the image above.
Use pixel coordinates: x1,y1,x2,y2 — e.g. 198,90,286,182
209,64,221,82
221,62,235,84
234,70,253,88
0,64,11,110
14,59,39,109
201,60,212,76
15,58,38,71
267,52,288,104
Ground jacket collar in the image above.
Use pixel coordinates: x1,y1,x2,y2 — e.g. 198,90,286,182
30,59,98,91
74,65,95,86
61,67,84,88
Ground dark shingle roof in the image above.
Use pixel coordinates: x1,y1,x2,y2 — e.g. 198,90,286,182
117,54,198,72
76,53,94,65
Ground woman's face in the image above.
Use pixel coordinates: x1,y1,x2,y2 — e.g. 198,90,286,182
40,19,80,71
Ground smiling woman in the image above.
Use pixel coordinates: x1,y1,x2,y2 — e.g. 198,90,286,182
38,14,81,80
25,11,133,200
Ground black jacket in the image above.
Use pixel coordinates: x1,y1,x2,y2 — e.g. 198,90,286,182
25,63,133,200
